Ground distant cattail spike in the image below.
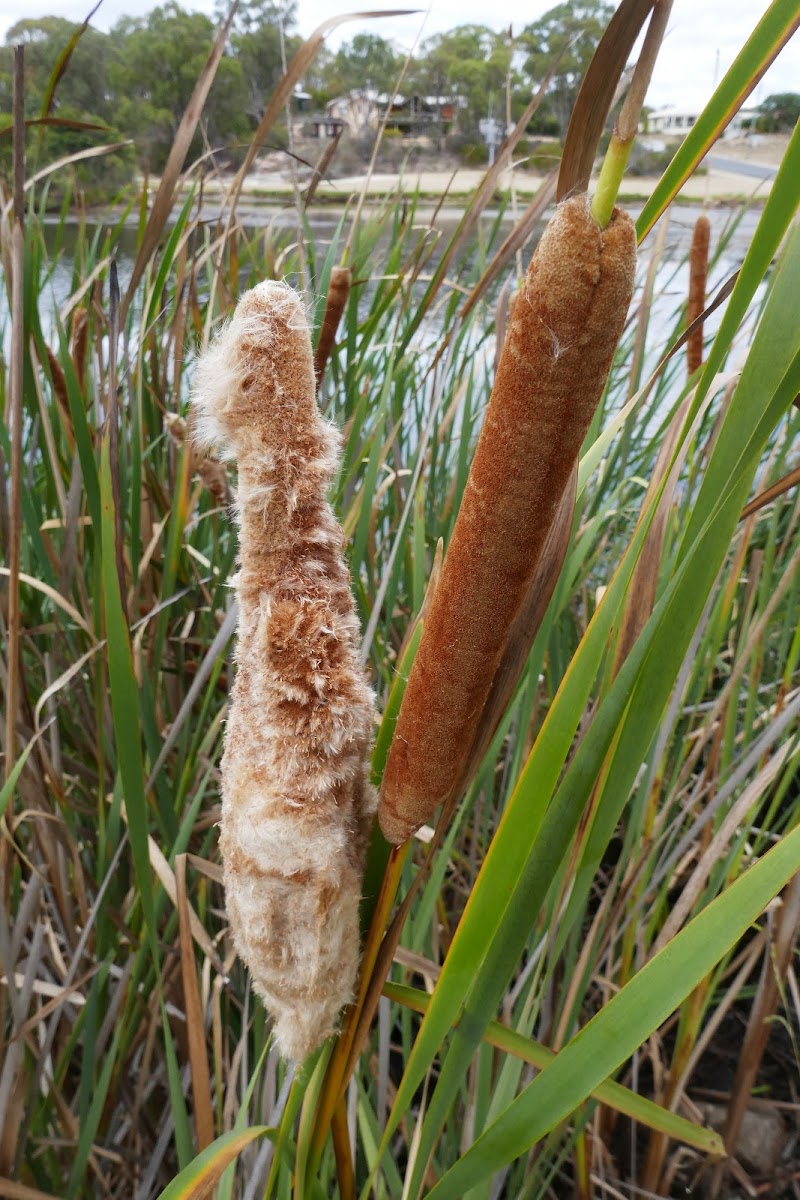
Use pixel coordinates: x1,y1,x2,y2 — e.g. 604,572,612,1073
41,344,74,449
71,305,89,392
191,280,377,1061
379,196,636,845
686,212,711,376
313,266,351,390
166,413,229,504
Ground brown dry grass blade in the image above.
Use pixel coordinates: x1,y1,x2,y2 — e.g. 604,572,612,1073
453,464,578,800
558,0,656,199
0,1179,64,1199
304,126,343,208
460,171,558,321
331,1098,356,1200
148,836,224,972
120,0,239,322
0,117,110,138
225,10,417,221
493,280,514,372
5,45,25,784
176,854,215,1153
636,269,739,398
741,463,800,520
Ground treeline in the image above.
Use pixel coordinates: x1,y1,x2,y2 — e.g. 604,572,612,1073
0,0,614,200
1,0,795,205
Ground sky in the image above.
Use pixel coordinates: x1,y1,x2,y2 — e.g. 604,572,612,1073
2,0,798,113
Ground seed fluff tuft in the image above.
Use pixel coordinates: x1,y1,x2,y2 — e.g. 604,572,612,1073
191,279,377,1062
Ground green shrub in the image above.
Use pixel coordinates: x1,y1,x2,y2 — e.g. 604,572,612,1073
0,107,137,206
450,137,489,166
525,139,562,172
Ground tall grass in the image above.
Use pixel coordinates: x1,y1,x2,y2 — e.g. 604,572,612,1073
1,2,800,1197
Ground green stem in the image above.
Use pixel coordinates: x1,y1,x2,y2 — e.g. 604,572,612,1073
591,134,634,229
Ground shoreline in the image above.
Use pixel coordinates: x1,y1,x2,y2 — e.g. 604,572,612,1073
172,164,772,210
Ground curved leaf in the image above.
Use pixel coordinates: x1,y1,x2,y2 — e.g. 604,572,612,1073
155,1126,274,1200
425,819,800,1199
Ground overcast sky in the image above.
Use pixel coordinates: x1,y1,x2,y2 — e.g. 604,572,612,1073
2,0,798,112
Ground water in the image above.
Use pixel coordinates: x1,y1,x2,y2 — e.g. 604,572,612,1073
27,199,760,329
2,200,764,406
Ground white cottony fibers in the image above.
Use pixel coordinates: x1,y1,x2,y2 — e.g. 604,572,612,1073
191,280,377,1062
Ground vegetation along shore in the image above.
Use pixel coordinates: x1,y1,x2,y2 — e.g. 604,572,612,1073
1,0,799,1198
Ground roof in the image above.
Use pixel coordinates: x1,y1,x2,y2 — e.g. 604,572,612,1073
649,104,759,119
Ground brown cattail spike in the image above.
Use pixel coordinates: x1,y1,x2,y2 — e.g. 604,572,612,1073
191,281,377,1061
686,212,711,376
313,266,351,390
71,305,89,393
379,196,636,845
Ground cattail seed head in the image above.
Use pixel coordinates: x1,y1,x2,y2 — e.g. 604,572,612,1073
191,280,377,1061
379,196,636,845
313,266,351,391
687,212,711,376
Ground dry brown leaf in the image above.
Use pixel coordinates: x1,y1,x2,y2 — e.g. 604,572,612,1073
177,854,215,1152
558,0,656,199
120,0,239,321
741,463,800,520
147,835,224,973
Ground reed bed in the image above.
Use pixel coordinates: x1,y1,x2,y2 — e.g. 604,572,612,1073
1,4,800,1198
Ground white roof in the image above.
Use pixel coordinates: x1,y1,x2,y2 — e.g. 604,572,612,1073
650,104,758,119
649,106,701,118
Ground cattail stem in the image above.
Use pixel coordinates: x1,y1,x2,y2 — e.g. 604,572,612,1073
591,0,673,229
591,136,634,231
5,44,25,785
686,212,711,375
379,196,636,845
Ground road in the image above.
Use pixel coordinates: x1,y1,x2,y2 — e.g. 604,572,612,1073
707,155,777,180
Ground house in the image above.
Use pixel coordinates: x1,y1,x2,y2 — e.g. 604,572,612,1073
646,105,759,138
647,107,699,135
305,91,462,139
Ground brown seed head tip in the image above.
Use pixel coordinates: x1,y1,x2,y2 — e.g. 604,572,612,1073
378,800,414,846
272,1011,335,1063
189,279,314,456
534,193,635,274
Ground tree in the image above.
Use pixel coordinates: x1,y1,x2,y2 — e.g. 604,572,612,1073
409,26,514,133
756,93,800,132
222,0,299,122
323,34,402,99
1,17,114,121
0,18,135,204
108,3,250,170
521,0,614,137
